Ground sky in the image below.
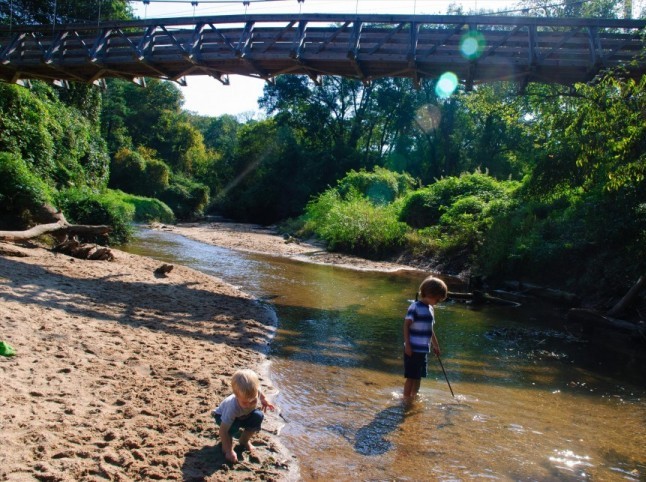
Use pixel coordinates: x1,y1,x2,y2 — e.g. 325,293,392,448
128,0,642,117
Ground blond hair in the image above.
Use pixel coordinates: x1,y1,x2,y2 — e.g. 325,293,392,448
419,276,448,301
230,369,260,399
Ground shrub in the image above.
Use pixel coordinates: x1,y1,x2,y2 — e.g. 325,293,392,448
398,173,519,267
109,148,170,197
0,82,109,189
336,167,416,205
399,171,514,228
0,152,53,229
55,188,134,245
159,175,209,220
304,190,408,258
113,191,175,224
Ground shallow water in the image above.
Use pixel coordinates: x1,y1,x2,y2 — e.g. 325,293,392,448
123,227,645,481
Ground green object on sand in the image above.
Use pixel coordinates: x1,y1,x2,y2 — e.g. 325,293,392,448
0,341,16,357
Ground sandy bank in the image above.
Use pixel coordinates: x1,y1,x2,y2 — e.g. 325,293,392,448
163,221,422,274
0,241,298,481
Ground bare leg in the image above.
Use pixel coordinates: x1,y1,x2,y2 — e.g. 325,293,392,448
238,429,258,452
404,378,421,398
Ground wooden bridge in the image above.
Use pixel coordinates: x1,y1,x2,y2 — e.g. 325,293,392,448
1,13,644,89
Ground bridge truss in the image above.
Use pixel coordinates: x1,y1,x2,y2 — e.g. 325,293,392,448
1,14,644,89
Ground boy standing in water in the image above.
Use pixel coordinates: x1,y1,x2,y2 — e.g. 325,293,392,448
212,369,275,463
403,275,448,399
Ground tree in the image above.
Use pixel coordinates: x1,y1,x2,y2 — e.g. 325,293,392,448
0,0,132,26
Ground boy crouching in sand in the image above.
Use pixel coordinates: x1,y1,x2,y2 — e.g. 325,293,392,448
212,369,275,463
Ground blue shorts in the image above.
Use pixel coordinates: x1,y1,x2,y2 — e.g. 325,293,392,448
404,351,428,379
214,409,264,437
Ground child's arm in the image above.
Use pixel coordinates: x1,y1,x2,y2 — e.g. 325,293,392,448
219,423,237,463
431,331,441,356
259,391,275,412
403,317,413,356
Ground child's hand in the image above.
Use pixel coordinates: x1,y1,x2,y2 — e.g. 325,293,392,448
432,345,441,356
260,397,275,413
225,449,238,463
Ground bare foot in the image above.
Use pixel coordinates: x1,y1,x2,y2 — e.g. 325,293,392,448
242,440,255,453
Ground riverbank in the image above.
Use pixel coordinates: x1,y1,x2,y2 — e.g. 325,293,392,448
0,221,440,481
0,241,298,481
162,221,426,274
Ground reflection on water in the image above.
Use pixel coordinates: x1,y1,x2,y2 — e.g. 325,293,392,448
123,227,646,481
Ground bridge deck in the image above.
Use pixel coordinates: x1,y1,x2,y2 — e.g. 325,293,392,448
1,14,644,87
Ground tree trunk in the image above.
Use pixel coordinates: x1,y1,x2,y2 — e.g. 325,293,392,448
607,275,645,318
0,203,111,242
568,308,644,335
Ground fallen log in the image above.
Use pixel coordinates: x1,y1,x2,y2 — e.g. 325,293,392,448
502,281,580,307
567,308,645,335
52,238,115,261
448,290,521,307
0,203,111,243
0,203,114,261
607,274,645,318
0,222,111,242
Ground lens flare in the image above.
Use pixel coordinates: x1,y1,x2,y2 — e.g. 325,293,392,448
415,104,441,132
460,31,486,60
435,72,458,98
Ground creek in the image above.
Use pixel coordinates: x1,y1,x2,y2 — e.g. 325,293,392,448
122,226,644,481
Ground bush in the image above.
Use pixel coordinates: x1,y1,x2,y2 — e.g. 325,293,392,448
399,171,513,228
159,175,209,220
397,173,519,267
0,82,109,189
109,148,170,197
55,188,134,245
113,191,175,224
336,167,416,205
304,190,408,258
0,152,53,229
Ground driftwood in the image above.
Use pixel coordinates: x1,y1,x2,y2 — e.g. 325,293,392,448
0,203,114,261
607,275,645,318
567,308,644,335
566,275,645,340
448,290,521,307
52,238,115,261
502,281,580,307
0,204,111,242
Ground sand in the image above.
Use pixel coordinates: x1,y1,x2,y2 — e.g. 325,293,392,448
0,222,423,481
164,221,419,273
0,240,298,481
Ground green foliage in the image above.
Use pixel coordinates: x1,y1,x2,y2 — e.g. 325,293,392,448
159,175,209,221
0,0,132,25
100,78,186,158
109,148,170,197
154,110,211,174
479,185,646,292
0,82,109,189
214,119,309,223
0,152,52,228
336,167,416,205
399,170,515,228
110,191,175,224
55,188,134,245
304,189,408,258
